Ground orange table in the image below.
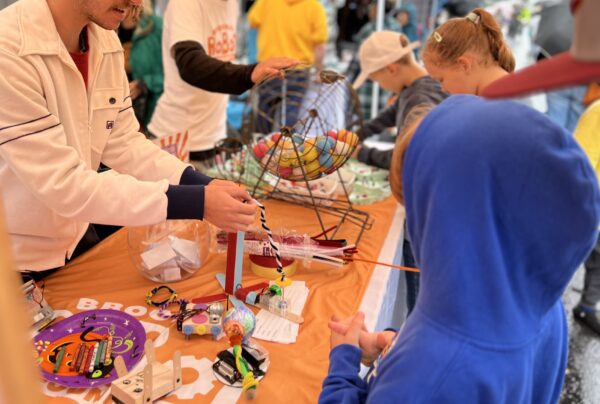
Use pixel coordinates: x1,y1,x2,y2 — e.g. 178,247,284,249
39,197,403,403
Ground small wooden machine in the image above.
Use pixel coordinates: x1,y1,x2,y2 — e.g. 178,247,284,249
111,340,182,404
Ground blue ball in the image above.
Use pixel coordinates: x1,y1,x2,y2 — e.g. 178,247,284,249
291,134,304,145
315,136,334,153
319,152,334,168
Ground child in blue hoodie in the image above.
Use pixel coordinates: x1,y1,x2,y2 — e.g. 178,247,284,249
319,95,600,403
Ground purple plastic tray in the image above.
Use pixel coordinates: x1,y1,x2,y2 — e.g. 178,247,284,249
34,309,146,388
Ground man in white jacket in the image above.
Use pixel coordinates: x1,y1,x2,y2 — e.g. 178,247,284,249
0,0,256,275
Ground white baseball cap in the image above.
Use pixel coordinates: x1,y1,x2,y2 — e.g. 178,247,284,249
353,31,421,89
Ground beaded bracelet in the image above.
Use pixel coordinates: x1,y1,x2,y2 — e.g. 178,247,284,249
157,299,189,320
145,285,178,307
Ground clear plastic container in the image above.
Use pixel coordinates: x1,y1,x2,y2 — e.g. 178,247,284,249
128,220,210,283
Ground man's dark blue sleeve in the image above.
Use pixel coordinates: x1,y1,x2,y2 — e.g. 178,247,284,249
165,167,213,219
166,185,205,220
179,166,212,185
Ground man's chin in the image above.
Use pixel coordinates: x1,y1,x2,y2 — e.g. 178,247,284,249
92,19,121,31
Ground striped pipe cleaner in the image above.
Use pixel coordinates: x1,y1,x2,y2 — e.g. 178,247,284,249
252,199,285,281
158,299,188,320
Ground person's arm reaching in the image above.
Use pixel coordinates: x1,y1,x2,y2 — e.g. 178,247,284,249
319,313,370,404
320,345,368,404
166,179,256,232
173,41,255,95
358,102,399,140
357,147,393,170
173,41,299,94
320,313,397,403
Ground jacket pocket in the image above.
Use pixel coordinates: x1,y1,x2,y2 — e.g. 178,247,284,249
90,88,124,168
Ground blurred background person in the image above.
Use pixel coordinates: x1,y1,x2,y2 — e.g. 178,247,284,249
534,0,585,132
118,0,164,133
349,2,401,121
248,0,328,132
394,3,419,43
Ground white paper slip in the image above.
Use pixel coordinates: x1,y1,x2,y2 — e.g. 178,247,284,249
252,281,309,344
140,241,177,270
161,265,182,282
169,236,200,265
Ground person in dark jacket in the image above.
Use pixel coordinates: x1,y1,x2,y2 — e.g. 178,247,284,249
353,31,447,170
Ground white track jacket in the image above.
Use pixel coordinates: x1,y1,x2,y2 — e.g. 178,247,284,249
0,0,190,270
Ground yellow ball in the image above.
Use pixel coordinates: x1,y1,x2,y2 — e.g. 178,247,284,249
303,159,321,177
301,145,319,162
331,153,346,167
346,132,359,147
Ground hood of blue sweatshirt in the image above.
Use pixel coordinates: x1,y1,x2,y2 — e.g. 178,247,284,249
320,95,600,404
404,94,600,346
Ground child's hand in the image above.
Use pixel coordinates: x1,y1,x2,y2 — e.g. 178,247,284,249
329,314,396,366
329,312,364,350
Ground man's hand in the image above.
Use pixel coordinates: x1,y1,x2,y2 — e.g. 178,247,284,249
251,57,300,84
208,178,238,188
329,314,396,366
204,181,256,232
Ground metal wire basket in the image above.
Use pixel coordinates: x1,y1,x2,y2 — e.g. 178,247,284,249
243,67,362,182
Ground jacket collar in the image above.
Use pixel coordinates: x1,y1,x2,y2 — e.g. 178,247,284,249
18,0,122,57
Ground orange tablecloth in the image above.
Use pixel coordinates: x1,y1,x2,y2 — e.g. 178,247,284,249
40,197,400,403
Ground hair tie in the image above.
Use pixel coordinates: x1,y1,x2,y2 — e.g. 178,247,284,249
433,32,443,43
465,12,481,24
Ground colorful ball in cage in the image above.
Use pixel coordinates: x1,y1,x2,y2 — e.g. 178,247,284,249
337,129,359,147
252,141,270,160
245,67,362,182
251,128,359,181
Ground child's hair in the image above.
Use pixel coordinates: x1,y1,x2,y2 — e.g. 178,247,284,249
395,33,414,65
423,8,515,72
390,103,434,205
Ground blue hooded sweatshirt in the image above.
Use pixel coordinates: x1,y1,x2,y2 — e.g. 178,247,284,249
320,95,600,403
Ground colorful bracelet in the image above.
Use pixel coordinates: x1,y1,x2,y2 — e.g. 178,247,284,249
145,285,178,307
158,299,189,320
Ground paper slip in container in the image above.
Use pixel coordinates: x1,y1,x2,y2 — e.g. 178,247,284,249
141,241,177,270
161,266,182,282
169,236,200,266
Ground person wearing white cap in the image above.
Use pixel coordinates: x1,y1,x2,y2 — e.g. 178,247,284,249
353,30,447,317
484,0,600,337
353,31,447,171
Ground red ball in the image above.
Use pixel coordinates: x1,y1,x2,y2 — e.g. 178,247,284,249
326,130,337,140
253,142,269,159
271,133,282,143
277,165,293,178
